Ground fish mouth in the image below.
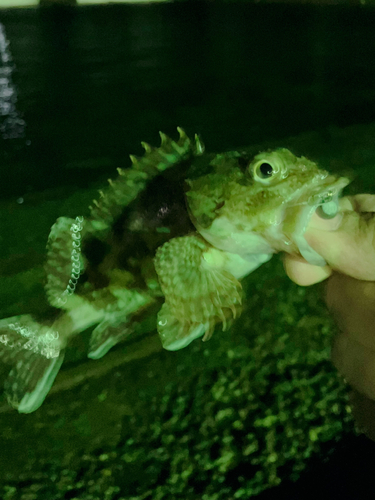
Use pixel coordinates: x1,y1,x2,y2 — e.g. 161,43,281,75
302,175,350,220
307,174,350,205
286,174,350,213
283,174,350,266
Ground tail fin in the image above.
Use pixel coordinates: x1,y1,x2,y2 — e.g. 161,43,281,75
0,315,64,413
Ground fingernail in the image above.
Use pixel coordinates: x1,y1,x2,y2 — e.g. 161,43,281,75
308,211,343,231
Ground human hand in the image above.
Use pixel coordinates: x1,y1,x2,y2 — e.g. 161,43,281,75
284,194,375,437
284,195,375,286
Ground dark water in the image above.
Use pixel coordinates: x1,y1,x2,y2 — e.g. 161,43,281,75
1,3,375,198
0,3,375,499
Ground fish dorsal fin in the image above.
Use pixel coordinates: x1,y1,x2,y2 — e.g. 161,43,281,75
44,216,86,309
88,128,204,230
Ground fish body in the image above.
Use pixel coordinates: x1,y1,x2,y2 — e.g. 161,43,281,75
0,129,349,412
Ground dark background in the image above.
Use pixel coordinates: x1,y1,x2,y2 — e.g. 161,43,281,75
1,3,375,197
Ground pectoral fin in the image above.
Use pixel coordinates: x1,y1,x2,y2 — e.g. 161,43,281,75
154,234,243,350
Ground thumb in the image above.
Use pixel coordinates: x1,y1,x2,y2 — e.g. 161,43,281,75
305,195,375,281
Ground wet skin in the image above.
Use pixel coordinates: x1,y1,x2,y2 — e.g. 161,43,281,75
284,194,375,438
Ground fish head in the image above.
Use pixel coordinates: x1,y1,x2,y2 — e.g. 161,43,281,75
186,148,350,266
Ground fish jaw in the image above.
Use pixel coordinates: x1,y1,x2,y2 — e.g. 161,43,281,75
197,218,276,258
277,175,351,265
196,174,350,266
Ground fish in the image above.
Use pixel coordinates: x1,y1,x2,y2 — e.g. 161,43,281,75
0,129,350,412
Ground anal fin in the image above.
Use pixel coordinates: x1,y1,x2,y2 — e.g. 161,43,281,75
88,292,156,359
88,318,132,360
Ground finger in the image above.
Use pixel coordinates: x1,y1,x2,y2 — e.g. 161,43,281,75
305,208,375,281
349,194,375,212
283,194,375,285
326,273,375,351
283,197,354,285
283,254,332,286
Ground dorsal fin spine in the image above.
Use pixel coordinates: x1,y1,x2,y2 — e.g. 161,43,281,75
88,128,198,228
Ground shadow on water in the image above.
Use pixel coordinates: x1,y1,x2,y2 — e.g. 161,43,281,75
0,3,375,499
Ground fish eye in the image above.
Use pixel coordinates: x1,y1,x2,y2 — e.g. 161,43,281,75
258,162,273,178
251,149,291,185
252,160,276,184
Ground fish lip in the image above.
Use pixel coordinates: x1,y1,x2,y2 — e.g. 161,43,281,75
277,173,350,263
306,175,350,207
285,174,350,209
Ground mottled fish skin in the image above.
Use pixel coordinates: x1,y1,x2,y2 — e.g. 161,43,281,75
155,149,349,350
0,128,204,412
0,131,350,412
